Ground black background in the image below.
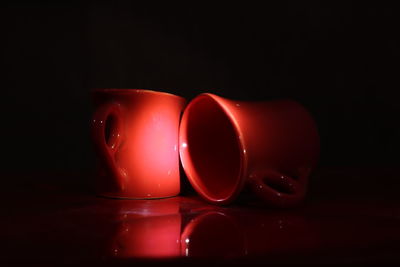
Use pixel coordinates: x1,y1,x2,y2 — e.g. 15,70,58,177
2,2,399,178
2,4,400,265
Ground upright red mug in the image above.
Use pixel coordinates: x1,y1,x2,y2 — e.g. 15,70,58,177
179,93,319,207
91,89,186,199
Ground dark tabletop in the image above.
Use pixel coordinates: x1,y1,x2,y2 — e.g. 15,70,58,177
1,167,400,265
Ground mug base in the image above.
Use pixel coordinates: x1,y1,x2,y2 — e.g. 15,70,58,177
96,193,179,200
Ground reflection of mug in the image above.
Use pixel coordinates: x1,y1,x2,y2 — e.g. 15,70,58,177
91,89,186,199
180,211,245,258
107,198,182,259
181,210,316,259
180,93,320,207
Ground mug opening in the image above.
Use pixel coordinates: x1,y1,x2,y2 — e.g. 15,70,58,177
180,95,243,203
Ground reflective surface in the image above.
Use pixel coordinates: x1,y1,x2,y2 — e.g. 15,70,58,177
2,170,400,265
179,93,320,207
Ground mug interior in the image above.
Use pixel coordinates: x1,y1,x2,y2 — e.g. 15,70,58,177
181,95,242,203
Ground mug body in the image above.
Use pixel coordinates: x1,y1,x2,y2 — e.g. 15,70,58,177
92,89,186,199
179,93,319,207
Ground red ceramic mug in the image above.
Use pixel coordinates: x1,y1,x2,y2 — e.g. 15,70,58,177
179,93,320,207
91,89,186,199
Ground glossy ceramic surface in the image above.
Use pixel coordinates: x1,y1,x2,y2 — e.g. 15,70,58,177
180,93,320,207
91,89,186,199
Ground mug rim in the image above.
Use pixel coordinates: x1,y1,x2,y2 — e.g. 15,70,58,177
179,93,248,205
92,88,185,101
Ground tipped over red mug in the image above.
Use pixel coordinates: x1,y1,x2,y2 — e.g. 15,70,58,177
179,93,320,207
91,89,186,199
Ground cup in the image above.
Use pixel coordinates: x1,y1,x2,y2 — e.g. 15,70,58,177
179,93,319,207
91,89,186,199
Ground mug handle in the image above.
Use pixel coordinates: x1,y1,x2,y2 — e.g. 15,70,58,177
248,169,308,208
91,102,125,189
